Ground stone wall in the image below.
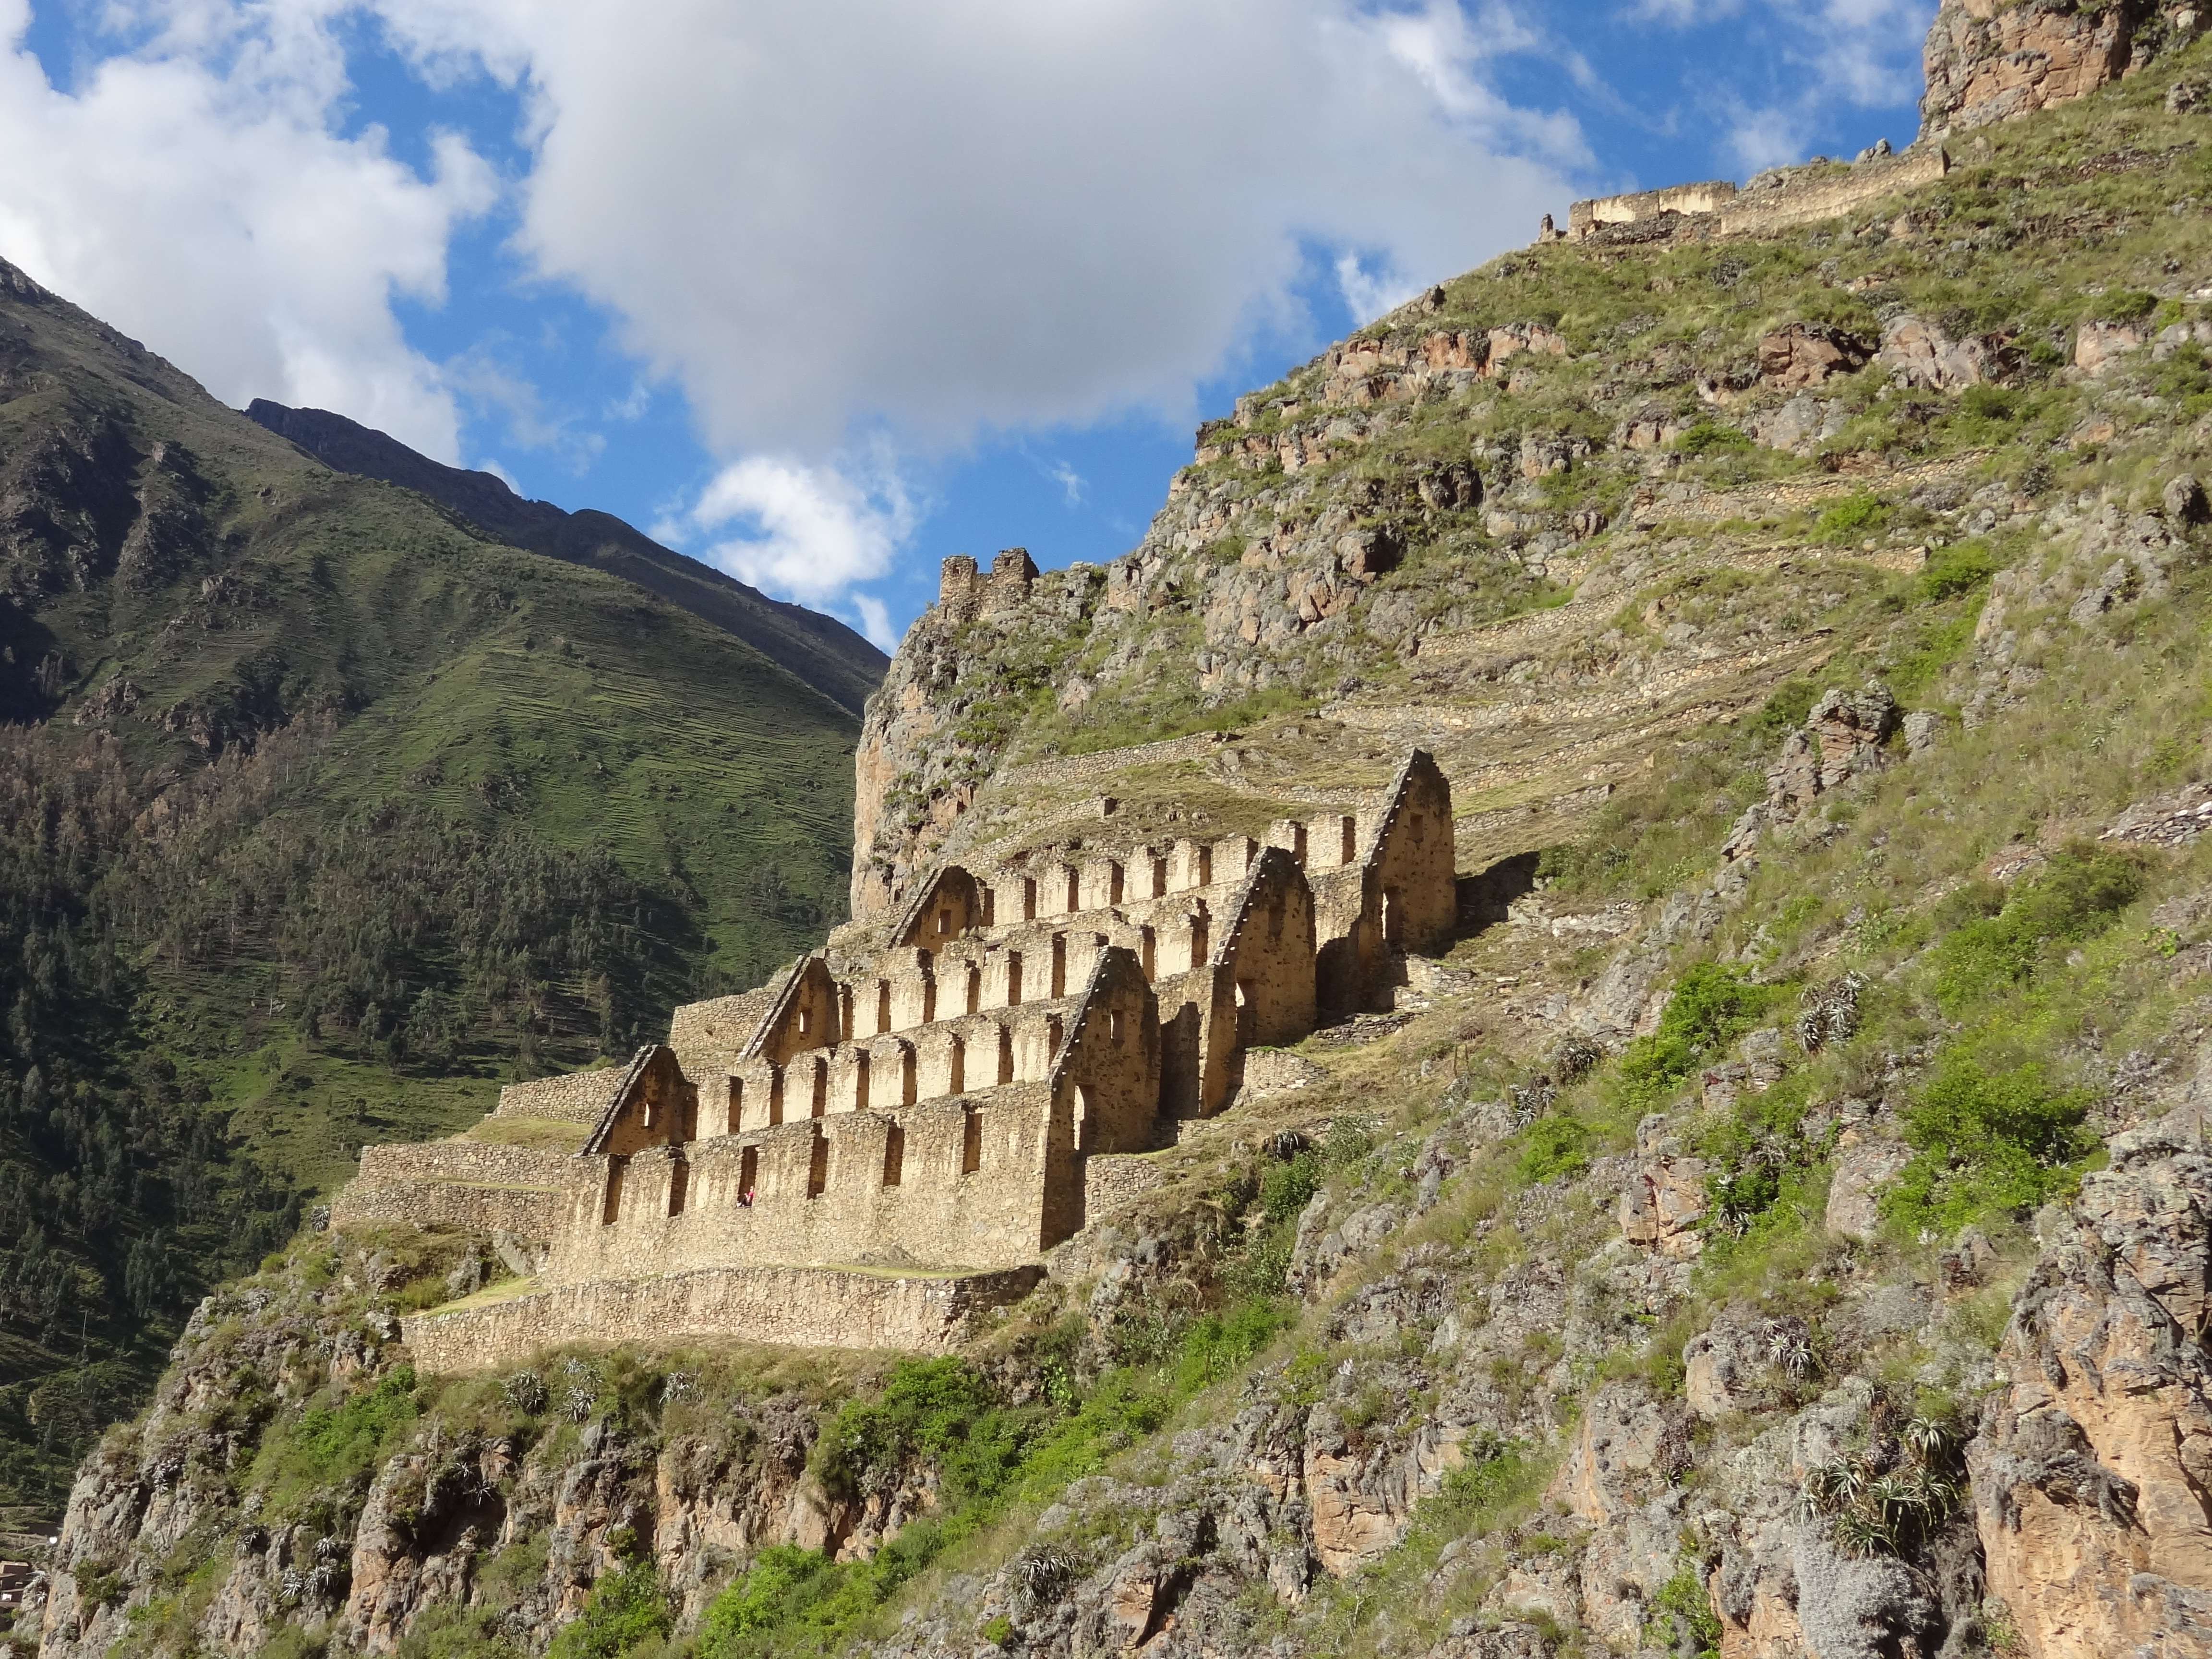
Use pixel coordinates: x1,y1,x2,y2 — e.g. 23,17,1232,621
331,1140,589,1241
1082,1154,1166,1225
1565,149,1950,246
401,1263,1047,1371
550,1080,1073,1282
494,1070,625,1124
1717,149,1950,236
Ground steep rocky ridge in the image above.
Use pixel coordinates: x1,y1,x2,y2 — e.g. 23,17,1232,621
29,8,2212,1659
243,402,886,719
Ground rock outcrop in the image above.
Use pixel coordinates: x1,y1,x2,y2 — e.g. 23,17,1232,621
1969,1108,2212,1657
1922,0,2149,138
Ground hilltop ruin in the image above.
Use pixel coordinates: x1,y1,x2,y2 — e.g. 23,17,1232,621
337,587,1455,1367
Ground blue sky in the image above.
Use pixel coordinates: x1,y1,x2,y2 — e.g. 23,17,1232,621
0,0,1934,649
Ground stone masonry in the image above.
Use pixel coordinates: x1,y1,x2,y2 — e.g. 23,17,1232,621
346,721,1457,1367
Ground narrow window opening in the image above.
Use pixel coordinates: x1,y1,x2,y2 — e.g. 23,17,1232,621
1340,816,1358,864
797,1005,811,1037
1021,878,1037,922
1140,926,1156,978
1151,856,1168,898
1063,868,1080,913
883,1123,905,1187
948,1034,966,1094
668,1158,688,1217
965,964,981,1015
1289,823,1308,865
1268,895,1286,943
936,908,952,936
981,887,996,926
876,980,892,1035
852,1052,870,1113
1007,950,1023,1007
806,1130,829,1199
1109,1010,1125,1044
1051,934,1067,999
1409,812,1426,847
811,1059,828,1117
726,1077,743,1135
901,1047,917,1106
1077,1084,1095,1154
768,1070,785,1127
738,1145,758,1205
1046,1014,1064,1063
1236,979,1257,1046
1197,846,1213,886
601,1159,626,1225
1108,861,1124,906
1189,907,1210,971
962,1106,983,1174
997,1024,1015,1085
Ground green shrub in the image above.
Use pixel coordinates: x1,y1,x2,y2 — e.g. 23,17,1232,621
1516,1116,1590,1184
1676,421,1753,457
546,1563,669,1659
1928,844,2145,1012
817,1358,1022,1504
1914,541,1998,602
1617,963,1779,1107
1259,1152,1322,1224
1814,492,1887,544
1172,1300,1294,1394
1886,1050,2095,1231
259,1367,419,1500
1648,1567,1723,1659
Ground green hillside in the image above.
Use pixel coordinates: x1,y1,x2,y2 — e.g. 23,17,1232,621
0,259,862,1510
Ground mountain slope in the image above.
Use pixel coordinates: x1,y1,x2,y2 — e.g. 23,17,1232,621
30,9,2212,1659
243,400,887,718
0,256,863,1514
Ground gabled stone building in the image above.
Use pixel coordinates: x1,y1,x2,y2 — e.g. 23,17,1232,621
343,739,1455,1370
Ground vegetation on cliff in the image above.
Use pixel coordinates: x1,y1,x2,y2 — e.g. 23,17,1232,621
0,264,860,1513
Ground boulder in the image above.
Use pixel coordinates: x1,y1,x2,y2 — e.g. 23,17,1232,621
1619,1156,1710,1258
1825,1139,1913,1240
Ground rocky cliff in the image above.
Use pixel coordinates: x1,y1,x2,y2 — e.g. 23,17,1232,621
28,8,2212,1659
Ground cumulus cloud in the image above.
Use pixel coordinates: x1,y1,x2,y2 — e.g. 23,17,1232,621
670,452,916,646
0,0,493,458
372,0,1578,457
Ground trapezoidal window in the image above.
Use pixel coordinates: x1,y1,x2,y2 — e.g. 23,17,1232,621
1109,1010,1126,1044
1197,846,1213,886
1051,935,1067,999
936,906,954,937
1063,868,1080,913
811,1058,829,1117
796,1005,811,1038
1108,862,1125,905
806,1130,829,1199
961,1106,983,1174
883,1123,905,1187
900,1046,917,1106
667,1158,688,1217
851,1052,870,1113
768,1071,785,1127
738,1145,758,1204
948,1034,966,1094
1151,856,1169,899
876,981,892,1035
1340,816,1358,863
726,1077,744,1135
965,964,981,1015
997,1024,1015,1084
1007,951,1023,1007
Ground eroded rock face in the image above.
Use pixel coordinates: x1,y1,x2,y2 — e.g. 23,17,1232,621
1757,323,1874,390
1921,0,2147,138
1968,1109,2212,1657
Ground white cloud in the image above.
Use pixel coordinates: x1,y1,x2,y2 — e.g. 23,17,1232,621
371,0,1578,457
678,453,916,626
0,0,493,458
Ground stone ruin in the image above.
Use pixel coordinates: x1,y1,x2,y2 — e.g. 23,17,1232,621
337,736,1457,1369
